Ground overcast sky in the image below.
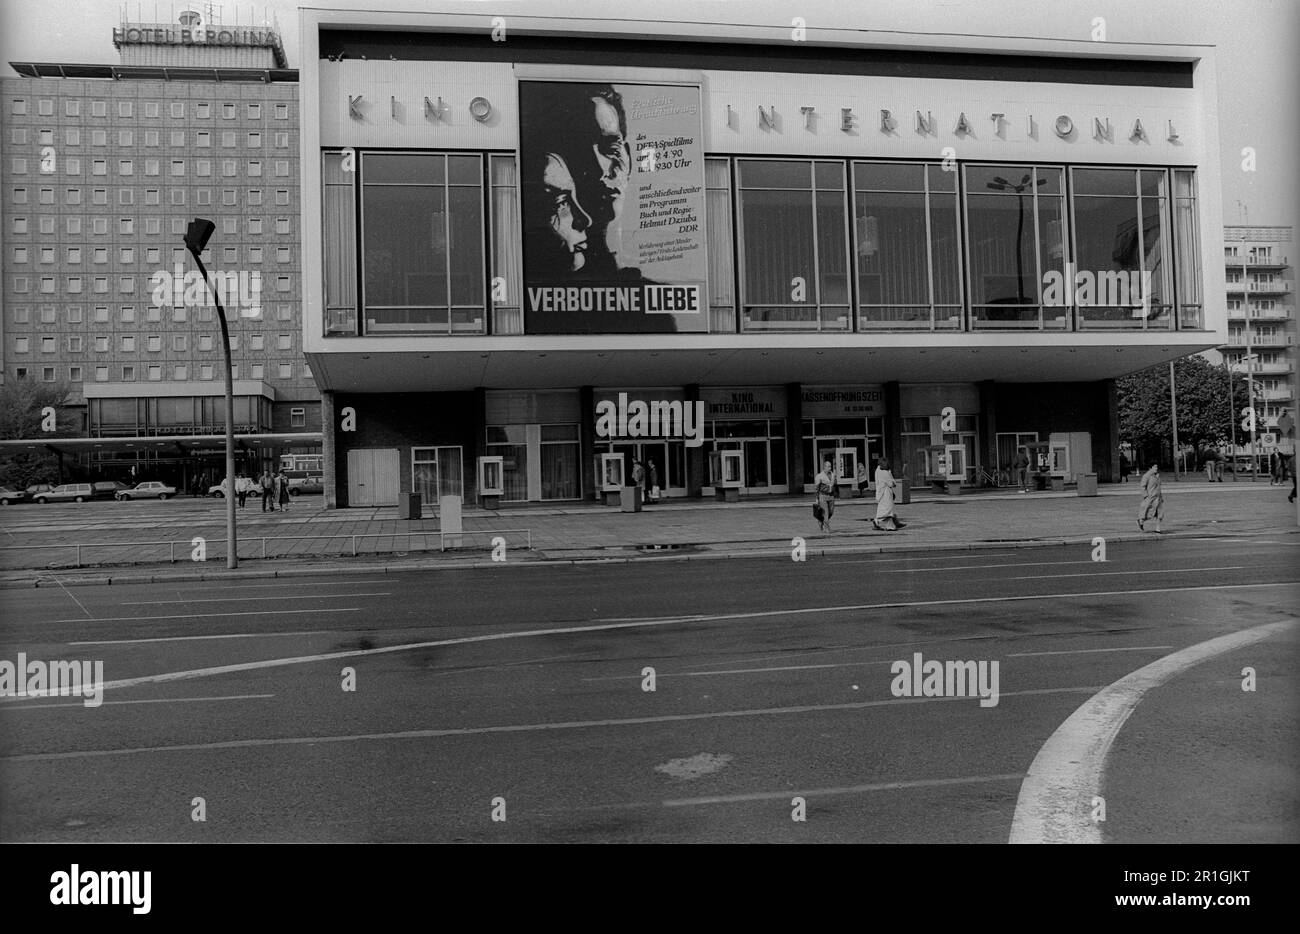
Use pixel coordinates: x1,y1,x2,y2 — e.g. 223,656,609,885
2,0,1296,227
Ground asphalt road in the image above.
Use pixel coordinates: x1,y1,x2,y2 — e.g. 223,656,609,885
1,535,1296,843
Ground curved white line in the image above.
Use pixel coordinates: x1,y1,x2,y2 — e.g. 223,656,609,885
1008,619,1296,844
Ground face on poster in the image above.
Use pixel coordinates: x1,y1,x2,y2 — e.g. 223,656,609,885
518,80,708,333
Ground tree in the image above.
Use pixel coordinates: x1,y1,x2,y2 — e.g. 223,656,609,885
0,380,78,489
1117,355,1260,468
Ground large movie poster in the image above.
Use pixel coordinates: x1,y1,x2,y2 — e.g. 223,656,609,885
518,80,708,333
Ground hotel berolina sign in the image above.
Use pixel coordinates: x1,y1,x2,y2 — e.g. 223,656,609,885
112,24,280,46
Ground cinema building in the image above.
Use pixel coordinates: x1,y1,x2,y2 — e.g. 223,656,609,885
299,4,1226,508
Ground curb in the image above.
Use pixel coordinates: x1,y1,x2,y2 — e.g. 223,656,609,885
4,526,1290,589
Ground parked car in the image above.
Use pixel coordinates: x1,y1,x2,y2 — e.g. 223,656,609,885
0,485,28,505
25,483,54,498
288,474,324,495
208,477,257,498
33,483,94,504
91,481,131,501
116,481,177,501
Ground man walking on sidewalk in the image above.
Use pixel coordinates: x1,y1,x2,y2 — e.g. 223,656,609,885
260,470,275,512
1138,463,1164,533
1013,447,1031,493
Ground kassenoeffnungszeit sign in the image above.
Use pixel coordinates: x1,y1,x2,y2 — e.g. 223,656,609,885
519,80,707,333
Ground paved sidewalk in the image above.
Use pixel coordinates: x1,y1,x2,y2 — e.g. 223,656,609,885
0,480,1295,587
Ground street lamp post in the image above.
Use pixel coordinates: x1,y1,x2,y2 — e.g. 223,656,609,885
183,218,238,570
987,174,1048,312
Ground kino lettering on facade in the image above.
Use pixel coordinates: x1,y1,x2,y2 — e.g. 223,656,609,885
595,393,705,447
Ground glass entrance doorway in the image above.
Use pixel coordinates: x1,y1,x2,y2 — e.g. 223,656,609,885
600,441,686,497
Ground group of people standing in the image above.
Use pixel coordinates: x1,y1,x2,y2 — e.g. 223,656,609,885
630,458,661,504
813,458,903,533
255,470,292,512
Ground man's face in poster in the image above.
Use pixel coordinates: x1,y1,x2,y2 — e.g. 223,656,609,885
586,92,631,222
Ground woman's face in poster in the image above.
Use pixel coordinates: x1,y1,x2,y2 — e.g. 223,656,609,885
541,153,592,272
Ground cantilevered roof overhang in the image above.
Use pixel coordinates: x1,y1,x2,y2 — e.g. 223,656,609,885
0,432,321,458
305,332,1221,394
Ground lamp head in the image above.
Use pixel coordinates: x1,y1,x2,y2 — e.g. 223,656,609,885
184,218,216,255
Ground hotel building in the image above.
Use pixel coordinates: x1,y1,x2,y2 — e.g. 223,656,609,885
299,3,1227,507
1,12,319,486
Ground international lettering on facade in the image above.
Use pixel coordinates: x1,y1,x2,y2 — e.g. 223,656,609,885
707,392,775,417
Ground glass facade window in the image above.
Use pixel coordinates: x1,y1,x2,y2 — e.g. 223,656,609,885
706,158,737,333
965,165,1067,329
360,152,485,335
1070,167,1173,330
1172,169,1202,329
854,162,962,330
321,153,357,335
489,154,522,336
412,446,464,501
737,159,850,331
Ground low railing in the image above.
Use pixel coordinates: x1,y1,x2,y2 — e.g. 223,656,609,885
0,528,532,570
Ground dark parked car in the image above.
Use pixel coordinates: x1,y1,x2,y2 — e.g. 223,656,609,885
0,486,27,505
91,481,131,500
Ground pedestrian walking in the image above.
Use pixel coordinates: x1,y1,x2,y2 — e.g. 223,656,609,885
1119,453,1131,483
277,470,291,510
236,473,249,508
1137,463,1164,533
855,461,869,498
1013,447,1031,493
1289,453,1297,504
631,457,645,498
1203,450,1217,483
813,458,837,532
872,457,902,531
1270,451,1284,486
260,470,275,512
647,460,660,503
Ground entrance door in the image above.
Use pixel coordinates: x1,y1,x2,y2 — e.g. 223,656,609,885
347,448,399,506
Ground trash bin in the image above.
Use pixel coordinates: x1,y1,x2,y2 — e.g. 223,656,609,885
1076,473,1098,497
620,485,643,512
1050,477,1066,493
897,479,911,505
400,491,422,519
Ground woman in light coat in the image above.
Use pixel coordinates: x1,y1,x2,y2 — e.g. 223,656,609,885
813,459,837,532
873,457,901,531
1138,464,1164,533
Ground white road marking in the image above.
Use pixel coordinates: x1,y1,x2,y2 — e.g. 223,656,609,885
1008,619,1297,845
0,686,1099,762
884,559,1096,573
17,580,1294,698
1008,646,1173,658
119,592,390,606
2,693,275,711
51,607,361,624
825,552,1017,565
1004,566,1247,581
663,773,1024,807
70,630,341,646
